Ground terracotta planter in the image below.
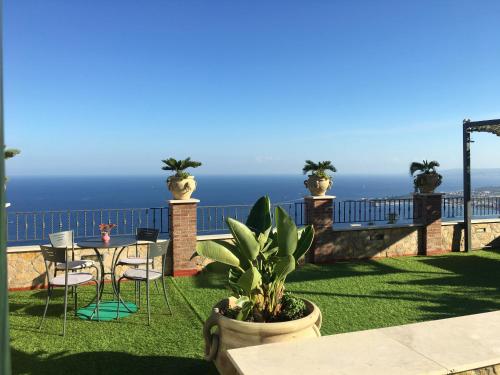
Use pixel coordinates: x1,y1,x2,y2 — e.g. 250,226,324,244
304,175,332,196
415,173,441,194
203,298,322,375
167,176,197,200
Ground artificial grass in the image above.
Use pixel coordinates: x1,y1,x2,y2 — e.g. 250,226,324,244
9,249,500,374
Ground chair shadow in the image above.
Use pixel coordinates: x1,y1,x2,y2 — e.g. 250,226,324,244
11,347,218,375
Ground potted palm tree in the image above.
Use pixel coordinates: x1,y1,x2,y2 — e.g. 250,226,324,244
303,160,336,196
162,157,202,200
196,196,321,375
410,160,443,193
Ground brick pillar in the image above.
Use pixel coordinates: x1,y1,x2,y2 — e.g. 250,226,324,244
413,193,444,255
304,195,335,263
168,199,199,277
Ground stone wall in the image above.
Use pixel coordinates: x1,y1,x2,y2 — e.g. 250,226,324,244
313,224,421,262
442,219,500,252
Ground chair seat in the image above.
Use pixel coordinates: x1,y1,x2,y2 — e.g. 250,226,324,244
51,272,94,286
56,260,95,271
122,268,162,281
117,257,152,266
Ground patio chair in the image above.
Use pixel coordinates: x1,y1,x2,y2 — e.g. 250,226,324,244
116,240,172,325
39,245,100,336
49,230,99,276
117,228,160,305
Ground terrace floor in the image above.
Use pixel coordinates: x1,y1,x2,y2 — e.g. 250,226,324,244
9,249,500,375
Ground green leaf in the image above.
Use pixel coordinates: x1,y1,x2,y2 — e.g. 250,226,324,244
261,246,279,259
195,241,241,269
236,300,253,321
274,255,296,280
294,225,314,261
275,206,298,256
213,239,251,269
245,196,272,236
237,267,262,294
227,218,260,261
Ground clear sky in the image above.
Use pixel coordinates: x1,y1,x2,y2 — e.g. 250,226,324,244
4,0,500,176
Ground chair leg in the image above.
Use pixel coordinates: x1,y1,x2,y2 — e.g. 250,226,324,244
161,276,172,315
74,287,78,317
63,284,69,337
39,286,52,330
95,280,100,321
154,279,160,294
146,280,151,326
116,277,123,320
138,282,141,308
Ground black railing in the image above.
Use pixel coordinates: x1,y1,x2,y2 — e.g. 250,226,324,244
197,202,305,233
7,207,169,245
333,198,418,224
442,197,500,219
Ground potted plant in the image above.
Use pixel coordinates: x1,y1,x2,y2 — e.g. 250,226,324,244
303,160,336,196
162,157,202,200
195,196,321,375
410,160,443,194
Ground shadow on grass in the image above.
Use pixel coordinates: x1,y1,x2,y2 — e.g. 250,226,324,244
11,347,217,375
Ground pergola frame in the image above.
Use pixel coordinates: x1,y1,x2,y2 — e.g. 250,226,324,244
462,118,500,252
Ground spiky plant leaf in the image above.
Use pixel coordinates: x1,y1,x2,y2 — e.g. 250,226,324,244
275,206,298,256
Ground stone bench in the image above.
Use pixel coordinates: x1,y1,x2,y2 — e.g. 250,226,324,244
227,310,500,375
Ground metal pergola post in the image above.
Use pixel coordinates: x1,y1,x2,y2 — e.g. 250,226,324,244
463,120,472,253
462,118,500,253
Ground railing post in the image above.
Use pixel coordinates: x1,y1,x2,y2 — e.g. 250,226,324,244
413,193,445,255
168,198,199,277
304,195,335,263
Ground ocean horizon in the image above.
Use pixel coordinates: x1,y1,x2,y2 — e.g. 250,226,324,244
6,171,500,212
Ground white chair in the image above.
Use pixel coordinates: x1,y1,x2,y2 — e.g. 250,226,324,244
39,245,99,336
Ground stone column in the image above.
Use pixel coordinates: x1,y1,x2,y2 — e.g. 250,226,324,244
413,193,444,255
304,195,335,263
168,199,199,277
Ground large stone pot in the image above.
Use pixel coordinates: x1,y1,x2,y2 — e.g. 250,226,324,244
415,173,441,194
203,298,322,375
167,176,197,200
304,175,332,196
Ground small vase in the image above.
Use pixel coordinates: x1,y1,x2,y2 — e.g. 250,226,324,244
101,232,110,242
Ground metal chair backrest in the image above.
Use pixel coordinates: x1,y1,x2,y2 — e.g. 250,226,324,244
146,240,170,276
136,228,159,243
40,245,67,284
49,230,73,248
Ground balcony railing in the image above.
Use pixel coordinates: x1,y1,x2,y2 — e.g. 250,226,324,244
6,196,500,245
197,202,305,233
333,198,418,224
7,207,169,245
442,197,500,219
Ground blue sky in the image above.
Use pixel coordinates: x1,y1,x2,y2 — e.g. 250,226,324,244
4,0,500,176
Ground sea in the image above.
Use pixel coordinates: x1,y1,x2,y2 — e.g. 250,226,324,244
6,171,500,212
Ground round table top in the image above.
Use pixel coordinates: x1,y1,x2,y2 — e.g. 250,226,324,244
77,236,137,248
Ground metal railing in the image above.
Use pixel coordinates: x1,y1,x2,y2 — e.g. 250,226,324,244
197,202,305,233
7,207,169,245
333,198,418,224
442,197,500,219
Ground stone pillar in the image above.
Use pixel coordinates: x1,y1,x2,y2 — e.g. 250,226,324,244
168,199,199,277
413,193,444,255
304,196,335,263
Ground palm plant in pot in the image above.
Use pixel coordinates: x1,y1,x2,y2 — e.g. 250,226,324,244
162,157,202,200
195,196,321,375
303,160,336,196
410,160,443,193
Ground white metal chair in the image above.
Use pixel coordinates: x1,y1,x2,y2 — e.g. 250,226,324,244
39,245,99,336
116,240,172,325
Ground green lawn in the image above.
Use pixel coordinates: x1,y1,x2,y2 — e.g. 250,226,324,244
9,249,500,374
